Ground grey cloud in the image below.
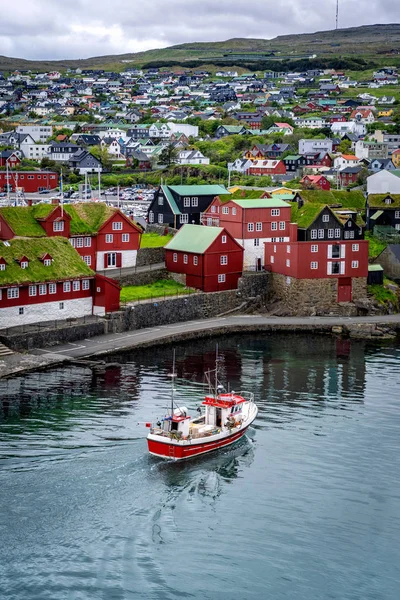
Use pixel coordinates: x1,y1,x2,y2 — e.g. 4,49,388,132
0,0,398,60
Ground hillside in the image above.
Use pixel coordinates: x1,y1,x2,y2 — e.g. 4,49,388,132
1,24,400,72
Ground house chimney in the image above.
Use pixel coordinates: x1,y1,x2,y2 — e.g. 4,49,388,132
27,199,33,207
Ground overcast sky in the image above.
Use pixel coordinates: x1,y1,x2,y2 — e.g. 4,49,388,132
0,0,398,60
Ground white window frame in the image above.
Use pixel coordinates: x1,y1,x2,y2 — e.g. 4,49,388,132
311,245,318,252
271,209,280,216
310,262,318,269
76,237,84,248
184,197,190,207
63,281,71,293
83,255,91,265
248,222,254,232
318,229,324,239
279,221,285,230
49,283,56,294
21,261,28,269
44,259,52,266
84,237,91,247
53,220,64,232
254,238,260,247
0,263,5,271
218,274,226,283
222,235,227,244
173,253,177,263
328,229,334,239
122,233,130,242
82,279,90,290
270,255,274,263
335,228,341,239
7,287,19,299
232,207,237,215
352,260,359,269
271,222,277,230
256,222,262,231
158,214,163,224
222,206,229,214
286,259,290,267
220,255,228,265
193,256,198,265
39,284,46,295
180,214,189,224
149,211,154,223
73,280,80,291
322,214,329,222
311,229,317,240
191,197,198,207
183,254,188,264
211,206,216,213
352,244,359,252
105,234,113,243
29,285,37,296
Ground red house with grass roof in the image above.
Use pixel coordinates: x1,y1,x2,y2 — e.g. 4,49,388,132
0,203,142,271
165,224,243,292
0,237,121,327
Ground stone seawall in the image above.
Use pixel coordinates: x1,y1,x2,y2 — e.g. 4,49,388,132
115,268,169,287
0,272,271,351
136,246,165,266
270,274,368,316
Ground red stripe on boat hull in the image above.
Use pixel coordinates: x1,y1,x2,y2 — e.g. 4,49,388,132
147,426,250,461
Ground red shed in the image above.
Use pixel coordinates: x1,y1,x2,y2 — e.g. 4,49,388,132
165,224,244,292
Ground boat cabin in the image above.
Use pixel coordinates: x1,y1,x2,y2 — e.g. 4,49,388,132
202,393,245,429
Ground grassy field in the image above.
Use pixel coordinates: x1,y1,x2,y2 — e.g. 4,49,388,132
365,232,387,259
140,232,173,248
120,279,195,302
368,278,399,310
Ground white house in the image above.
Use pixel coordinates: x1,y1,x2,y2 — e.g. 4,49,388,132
333,154,361,170
298,138,333,155
294,116,327,129
331,121,366,137
177,150,210,165
16,125,53,143
19,134,50,160
367,170,400,194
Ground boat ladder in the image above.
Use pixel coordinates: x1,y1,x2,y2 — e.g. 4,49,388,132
168,444,175,458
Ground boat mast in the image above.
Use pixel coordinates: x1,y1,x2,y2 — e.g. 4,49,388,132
171,348,176,416
215,344,218,398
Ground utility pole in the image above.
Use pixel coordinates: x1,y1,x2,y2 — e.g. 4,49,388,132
336,0,339,30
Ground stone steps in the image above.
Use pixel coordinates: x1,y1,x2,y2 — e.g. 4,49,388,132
0,342,13,357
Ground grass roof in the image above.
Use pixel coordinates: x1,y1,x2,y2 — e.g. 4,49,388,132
0,237,94,286
233,198,290,209
368,194,400,208
296,190,366,209
169,185,230,197
0,202,117,237
230,189,270,200
290,203,326,228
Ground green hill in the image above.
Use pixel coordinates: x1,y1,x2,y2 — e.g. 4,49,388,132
1,24,400,72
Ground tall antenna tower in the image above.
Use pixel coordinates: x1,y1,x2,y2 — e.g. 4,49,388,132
336,0,339,30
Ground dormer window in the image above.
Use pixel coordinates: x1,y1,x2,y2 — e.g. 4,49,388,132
44,259,52,266
385,196,393,205
21,261,28,269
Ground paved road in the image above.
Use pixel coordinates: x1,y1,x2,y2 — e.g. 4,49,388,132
97,262,165,278
32,313,400,361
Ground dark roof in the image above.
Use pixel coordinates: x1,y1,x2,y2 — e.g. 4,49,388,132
388,244,400,261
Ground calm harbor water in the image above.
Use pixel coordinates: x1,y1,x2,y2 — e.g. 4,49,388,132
1,334,400,600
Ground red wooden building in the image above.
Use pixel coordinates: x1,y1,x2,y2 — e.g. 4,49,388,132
0,237,121,327
300,175,331,190
0,170,59,193
0,203,142,271
247,160,286,177
165,224,244,292
202,196,292,271
0,151,21,168
264,207,369,303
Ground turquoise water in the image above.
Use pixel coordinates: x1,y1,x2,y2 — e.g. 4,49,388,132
0,334,399,600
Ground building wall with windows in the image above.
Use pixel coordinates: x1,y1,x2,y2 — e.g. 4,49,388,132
0,171,59,192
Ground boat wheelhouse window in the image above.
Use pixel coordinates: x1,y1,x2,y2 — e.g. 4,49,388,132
171,421,179,431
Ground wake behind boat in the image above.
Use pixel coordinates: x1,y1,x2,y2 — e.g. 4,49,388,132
146,349,258,461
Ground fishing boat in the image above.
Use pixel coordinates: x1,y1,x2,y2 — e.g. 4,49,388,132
146,349,258,461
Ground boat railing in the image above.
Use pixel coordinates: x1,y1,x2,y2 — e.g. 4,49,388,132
237,391,255,404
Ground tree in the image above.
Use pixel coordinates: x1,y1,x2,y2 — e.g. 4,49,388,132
337,139,352,154
89,145,112,171
158,143,179,167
